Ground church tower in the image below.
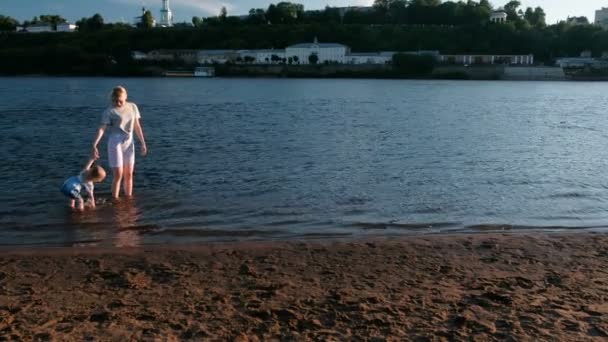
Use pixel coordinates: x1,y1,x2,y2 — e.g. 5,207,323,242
160,0,173,27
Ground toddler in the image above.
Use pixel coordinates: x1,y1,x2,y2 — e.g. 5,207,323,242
61,158,106,210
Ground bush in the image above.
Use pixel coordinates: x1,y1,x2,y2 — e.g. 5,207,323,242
392,53,436,76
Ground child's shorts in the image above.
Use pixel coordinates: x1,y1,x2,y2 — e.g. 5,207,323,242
108,133,135,168
61,176,83,200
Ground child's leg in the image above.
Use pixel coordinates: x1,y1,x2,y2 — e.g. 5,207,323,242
76,198,84,211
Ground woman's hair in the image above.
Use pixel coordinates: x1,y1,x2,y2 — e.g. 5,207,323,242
111,86,127,100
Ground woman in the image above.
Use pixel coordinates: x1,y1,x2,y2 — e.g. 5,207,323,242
91,86,147,199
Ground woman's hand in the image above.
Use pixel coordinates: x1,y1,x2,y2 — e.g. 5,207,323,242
140,143,148,157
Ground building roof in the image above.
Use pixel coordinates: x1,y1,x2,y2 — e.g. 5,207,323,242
287,43,347,49
27,24,53,28
348,52,385,56
150,49,198,54
239,49,285,53
197,50,238,55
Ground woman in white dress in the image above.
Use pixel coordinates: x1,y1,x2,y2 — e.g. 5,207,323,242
91,86,148,199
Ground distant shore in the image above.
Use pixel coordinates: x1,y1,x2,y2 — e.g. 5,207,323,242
214,64,565,81
0,65,567,81
2,232,607,340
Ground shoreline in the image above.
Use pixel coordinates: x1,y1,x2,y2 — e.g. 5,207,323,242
0,66,567,81
2,232,608,340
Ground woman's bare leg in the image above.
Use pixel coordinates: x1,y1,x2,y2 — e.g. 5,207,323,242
112,167,123,199
123,164,134,197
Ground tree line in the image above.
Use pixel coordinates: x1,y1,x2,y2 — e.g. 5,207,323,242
196,1,546,28
0,1,570,32
0,1,605,76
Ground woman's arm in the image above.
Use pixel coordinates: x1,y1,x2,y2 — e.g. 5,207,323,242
134,118,147,156
91,125,106,159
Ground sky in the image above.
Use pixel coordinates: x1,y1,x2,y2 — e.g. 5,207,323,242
0,0,606,25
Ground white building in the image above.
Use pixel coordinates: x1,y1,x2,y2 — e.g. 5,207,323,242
439,54,534,65
333,6,374,19
56,23,77,32
596,7,608,28
159,0,173,27
197,50,240,64
256,50,286,63
556,57,595,68
25,24,53,33
347,52,393,65
566,16,589,26
490,10,507,23
238,50,286,64
348,50,439,64
286,38,349,64
131,51,148,60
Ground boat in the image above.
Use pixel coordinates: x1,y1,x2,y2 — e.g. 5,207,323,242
163,67,215,77
562,58,608,81
194,66,215,77
164,70,194,77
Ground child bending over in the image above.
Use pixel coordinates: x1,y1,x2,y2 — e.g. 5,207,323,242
60,157,106,210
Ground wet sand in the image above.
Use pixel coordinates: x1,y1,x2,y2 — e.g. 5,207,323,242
1,233,608,341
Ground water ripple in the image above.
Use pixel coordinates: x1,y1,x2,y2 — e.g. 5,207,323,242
2,78,608,246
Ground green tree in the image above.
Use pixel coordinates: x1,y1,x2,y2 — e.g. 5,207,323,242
392,53,435,76
267,2,304,24
139,10,155,28
90,14,104,29
0,15,19,31
373,0,391,13
479,0,492,10
76,13,104,32
38,14,67,29
192,16,203,27
23,16,39,26
503,1,521,22
308,53,318,64
220,7,228,21
410,0,442,7
247,8,267,24
531,7,546,27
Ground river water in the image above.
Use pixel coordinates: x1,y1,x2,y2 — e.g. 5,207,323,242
2,77,608,247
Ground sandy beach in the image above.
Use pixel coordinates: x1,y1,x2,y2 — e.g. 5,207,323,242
2,232,608,340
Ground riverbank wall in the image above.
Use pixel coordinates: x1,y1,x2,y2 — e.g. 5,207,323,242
213,64,565,81
502,66,565,81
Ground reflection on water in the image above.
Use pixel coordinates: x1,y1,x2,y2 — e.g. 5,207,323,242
66,205,107,247
112,198,142,247
66,197,143,247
